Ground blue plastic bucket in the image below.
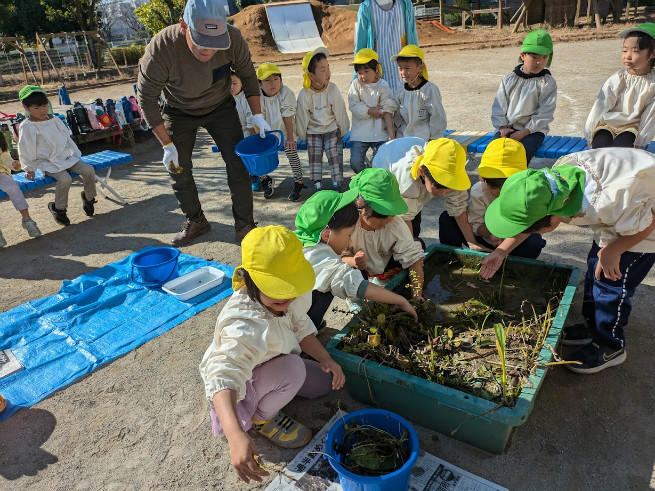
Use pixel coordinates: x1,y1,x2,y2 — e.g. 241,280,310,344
235,130,284,176
325,409,419,491
131,247,180,287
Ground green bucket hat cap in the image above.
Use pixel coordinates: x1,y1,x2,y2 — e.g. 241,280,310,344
521,29,554,67
350,167,409,216
619,22,655,40
18,85,46,101
484,165,585,238
294,189,359,247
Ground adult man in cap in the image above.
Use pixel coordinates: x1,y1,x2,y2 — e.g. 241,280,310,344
138,0,270,246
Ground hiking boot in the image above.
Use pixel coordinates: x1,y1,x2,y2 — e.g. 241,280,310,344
560,323,592,346
81,191,97,217
313,181,322,192
235,223,257,244
253,412,312,449
22,219,42,238
0,230,6,248
332,181,342,192
48,202,70,226
565,343,626,374
171,217,211,247
261,175,274,199
251,175,262,192
288,180,303,202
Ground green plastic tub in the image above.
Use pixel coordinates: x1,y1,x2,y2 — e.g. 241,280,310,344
326,244,580,454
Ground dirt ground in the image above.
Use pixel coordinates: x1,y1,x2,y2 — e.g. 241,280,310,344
1,37,655,490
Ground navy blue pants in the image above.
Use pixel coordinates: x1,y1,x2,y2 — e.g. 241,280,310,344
493,131,545,164
438,211,546,260
582,242,655,349
307,290,334,330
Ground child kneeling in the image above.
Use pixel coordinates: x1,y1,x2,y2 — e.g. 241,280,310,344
18,85,97,226
199,226,345,483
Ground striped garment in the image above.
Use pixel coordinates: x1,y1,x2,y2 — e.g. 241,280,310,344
371,0,405,94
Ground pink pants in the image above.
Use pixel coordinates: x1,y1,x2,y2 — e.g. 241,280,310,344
209,354,332,437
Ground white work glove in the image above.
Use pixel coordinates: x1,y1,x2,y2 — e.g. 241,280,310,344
251,114,271,138
162,142,180,174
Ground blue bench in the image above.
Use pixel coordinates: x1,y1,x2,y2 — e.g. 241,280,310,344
1,150,133,204
211,131,354,153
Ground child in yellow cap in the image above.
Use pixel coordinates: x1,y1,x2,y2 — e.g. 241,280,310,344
391,45,446,141
253,62,304,201
344,167,425,296
384,138,487,251
440,138,546,260
294,189,418,329
491,29,556,163
296,48,350,192
199,226,344,482
348,48,398,174
585,23,655,149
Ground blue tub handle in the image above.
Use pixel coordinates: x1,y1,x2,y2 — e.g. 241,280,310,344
268,130,284,152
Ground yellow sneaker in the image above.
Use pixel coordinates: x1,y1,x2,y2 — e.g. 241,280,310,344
253,413,312,449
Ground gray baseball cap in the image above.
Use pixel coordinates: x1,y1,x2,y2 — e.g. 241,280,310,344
183,0,231,50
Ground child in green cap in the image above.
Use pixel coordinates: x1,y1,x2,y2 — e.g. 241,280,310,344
483,147,655,374
584,23,655,149
491,29,556,163
344,167,425,297
294,190,418,329
17,85,98,226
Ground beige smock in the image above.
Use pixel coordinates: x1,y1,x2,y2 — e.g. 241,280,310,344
558,148,655,253
583,69,655,148
261,85,297,138
350,216,425,276
296,82,350,141
491,68,557,134
18,117,82,173
393,81,446,141
199,289,316,402
348,78,397,142
467,181,496,237
0,151,14,175
303,243,367,299
234,91,253,138
388,145,469,221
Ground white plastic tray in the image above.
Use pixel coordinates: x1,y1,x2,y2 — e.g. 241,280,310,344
162,266,226,301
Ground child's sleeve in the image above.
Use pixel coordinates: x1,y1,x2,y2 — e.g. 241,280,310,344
198,314,269,403
56,117,82,158
393,88,405,131
525,76,557,135
348,80,371,120
444,190,469,218
290,293,318,341
467,184,487,235
17,123,38,172
584,73,620,142
390,217,425,268
331,84,350,135
281,87,297,118
636,96,655,148
379,81,398,114
310,246,368,299
425,83,447,139
491,78,510,130
295,90,309,141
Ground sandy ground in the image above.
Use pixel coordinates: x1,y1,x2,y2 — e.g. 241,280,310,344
1,38,655,490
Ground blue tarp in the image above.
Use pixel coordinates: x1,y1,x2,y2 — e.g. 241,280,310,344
0,248,234,422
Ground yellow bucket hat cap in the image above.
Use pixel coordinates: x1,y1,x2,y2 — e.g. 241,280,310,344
411,138,470,191
478,138,527,179
233,225,316,299
390,45,428,81
351,48,382,75
302,47,330,89
256,62,281,81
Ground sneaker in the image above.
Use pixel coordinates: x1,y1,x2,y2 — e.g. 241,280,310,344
48,202,70,226
261,176,274,199
332,181,342,192
288,180,303,202
313,181,322,192
81,191,97,217
235,222,257,244
560,323,593,346
251,175,262,192
565,343,626,374
22,219,42,238
253,412,312,449
171,217,211,247
0,230,6,248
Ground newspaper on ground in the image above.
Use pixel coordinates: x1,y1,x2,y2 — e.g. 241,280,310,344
264,411,507,491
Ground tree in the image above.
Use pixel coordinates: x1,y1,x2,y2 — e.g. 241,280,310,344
0,0,77,38
134,0,185,35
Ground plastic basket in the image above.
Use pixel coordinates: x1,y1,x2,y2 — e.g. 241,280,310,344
235,130,284,176
131,247,180,287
